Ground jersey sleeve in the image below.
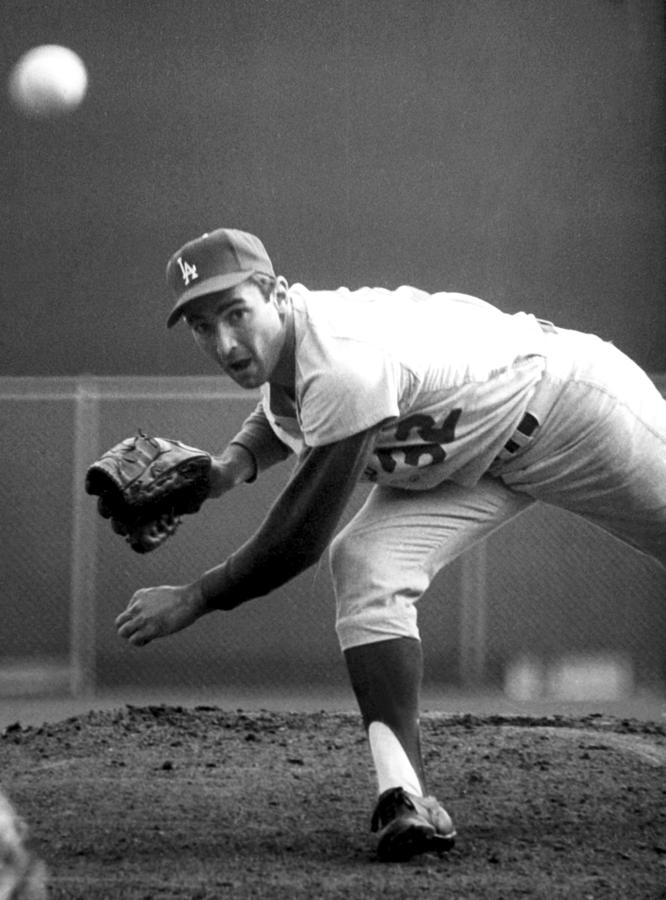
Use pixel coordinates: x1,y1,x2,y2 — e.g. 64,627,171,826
230,401,293,480
298,340,402,446
198,426,379,610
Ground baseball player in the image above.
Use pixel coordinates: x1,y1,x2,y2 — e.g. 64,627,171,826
114,228,666,862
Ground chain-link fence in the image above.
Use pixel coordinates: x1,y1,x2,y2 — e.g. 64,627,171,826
1,376,664,700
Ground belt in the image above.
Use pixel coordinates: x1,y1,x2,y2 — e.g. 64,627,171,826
489,410,541,472
491,318,558,469
490,411,541,470
502,411,539,456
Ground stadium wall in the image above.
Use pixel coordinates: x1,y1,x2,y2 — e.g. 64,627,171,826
1,375,664,699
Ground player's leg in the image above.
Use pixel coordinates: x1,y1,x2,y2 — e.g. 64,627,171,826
344,636,459,861
499,331,666,567
330,476,533,860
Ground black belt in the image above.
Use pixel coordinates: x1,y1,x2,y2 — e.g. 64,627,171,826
493,319,555,464
499,318,555,456
503,411,539,455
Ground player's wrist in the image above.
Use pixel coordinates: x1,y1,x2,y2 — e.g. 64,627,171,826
208,446,257,496
183,579,210,619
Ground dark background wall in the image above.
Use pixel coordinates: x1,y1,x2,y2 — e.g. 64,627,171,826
1,0,664,378
4,381,664,692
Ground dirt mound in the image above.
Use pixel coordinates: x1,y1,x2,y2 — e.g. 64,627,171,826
2,707,665,898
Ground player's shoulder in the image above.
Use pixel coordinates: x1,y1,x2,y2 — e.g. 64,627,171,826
288,283,433,320
289,282,498,308
288,282,370,304
287,284,401,384
288,283,507,340
288,283,379,329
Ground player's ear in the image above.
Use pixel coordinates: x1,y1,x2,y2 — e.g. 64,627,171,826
274,276,289,307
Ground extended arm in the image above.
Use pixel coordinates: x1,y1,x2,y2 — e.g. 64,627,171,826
116,423,381,646
201,424,380,609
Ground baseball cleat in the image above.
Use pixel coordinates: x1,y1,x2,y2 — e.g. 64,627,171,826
370,786,456,862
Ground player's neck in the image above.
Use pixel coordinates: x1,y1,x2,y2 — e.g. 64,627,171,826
269,301,296,390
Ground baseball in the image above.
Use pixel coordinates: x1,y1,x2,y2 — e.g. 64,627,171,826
8,45,88,117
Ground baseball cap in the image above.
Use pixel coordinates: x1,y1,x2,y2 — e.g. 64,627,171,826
165,228,275,328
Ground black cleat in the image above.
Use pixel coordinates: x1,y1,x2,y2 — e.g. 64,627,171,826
370,786,456,862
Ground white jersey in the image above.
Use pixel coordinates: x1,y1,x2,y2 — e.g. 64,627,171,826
262,284,549,488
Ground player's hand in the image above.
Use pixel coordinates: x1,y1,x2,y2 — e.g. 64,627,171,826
115,582,206,647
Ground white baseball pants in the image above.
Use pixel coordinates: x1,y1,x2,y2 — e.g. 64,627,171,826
331,329,666,650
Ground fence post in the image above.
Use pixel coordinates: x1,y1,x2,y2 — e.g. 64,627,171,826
459,541,488,686
69,378,100,697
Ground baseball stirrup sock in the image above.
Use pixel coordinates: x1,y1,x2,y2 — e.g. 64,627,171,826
368,721,422,797
344,637,426,793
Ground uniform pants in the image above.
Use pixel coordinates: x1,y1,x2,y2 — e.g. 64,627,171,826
331,329,666,650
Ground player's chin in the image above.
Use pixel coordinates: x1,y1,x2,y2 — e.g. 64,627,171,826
226,361,265,389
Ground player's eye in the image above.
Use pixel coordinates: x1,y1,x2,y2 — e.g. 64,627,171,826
225,308,248,326
188,320,211,336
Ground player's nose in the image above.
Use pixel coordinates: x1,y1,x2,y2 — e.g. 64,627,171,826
214,322,237,357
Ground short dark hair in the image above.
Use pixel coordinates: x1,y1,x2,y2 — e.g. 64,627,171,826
185,274,277,323
249,273,276,299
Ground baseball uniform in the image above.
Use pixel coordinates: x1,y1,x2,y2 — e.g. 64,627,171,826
197,282,666,651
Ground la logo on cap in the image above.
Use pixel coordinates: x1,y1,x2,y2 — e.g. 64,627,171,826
165,227,275,328
177,257,198,286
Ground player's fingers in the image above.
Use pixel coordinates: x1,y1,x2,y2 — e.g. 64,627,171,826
115,591,147,628
116,605,159,645
116,618,137,640
115,612,140,635
116,606,145,636
115,600,142,622
127,630,152,647
117,618,153,647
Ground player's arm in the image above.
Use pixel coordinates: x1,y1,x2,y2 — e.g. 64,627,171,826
207,402,293,497
116,424,381,646
200,423,380,610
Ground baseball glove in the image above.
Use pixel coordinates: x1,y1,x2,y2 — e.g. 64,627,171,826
85,430,212,553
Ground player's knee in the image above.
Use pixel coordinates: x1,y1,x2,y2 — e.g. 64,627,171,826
329,527,373,594
330,529,423,650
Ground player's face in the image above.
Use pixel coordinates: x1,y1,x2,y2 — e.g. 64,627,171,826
185,281,286,388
